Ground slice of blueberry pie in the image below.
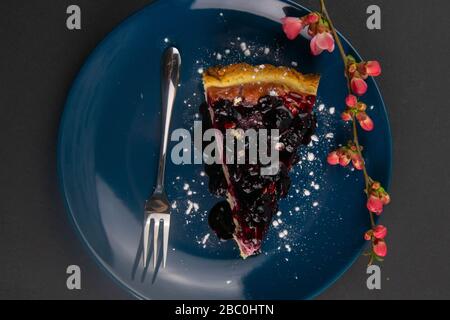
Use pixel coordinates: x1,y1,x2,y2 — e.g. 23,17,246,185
200,63,320,258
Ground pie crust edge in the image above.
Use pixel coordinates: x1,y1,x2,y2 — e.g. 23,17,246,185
203,63,321,96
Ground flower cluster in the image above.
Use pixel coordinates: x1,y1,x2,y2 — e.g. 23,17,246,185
327,142,364,170
364,225,387,259
281,0,391,266
364,181,390,264
341,94,374,131
366,181,390,215
281,12,335,55
342,56,381,132
347,56,382,96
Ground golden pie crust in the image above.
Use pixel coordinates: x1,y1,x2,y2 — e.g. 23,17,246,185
203,63,320,100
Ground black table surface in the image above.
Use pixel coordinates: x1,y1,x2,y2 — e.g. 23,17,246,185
1,0,449,299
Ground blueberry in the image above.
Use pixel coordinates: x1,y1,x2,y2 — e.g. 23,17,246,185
247,164,260,176
280,129,301,152
213,99,241,129
274,106,294,132
208,201,235,240
205,164,228,197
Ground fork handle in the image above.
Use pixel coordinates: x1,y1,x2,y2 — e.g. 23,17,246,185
156,47,181,192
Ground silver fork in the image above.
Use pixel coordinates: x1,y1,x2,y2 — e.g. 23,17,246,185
143,47,181,269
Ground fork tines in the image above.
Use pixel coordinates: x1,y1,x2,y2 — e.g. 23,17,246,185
143,212,171,269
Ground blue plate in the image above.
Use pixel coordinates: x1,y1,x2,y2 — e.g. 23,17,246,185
58,0,391,299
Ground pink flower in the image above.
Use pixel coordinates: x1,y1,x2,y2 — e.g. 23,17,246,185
351,154,364,170
339,153,351,167
351,77,368,96
347,63,357,77
381,193,391,205
365,61,382,77
365,225,387,242
373,225,387,240
327,151,339,165
367,182,390,215
373,239,387,257
371,181,380,190
341,111,352,121
367,195,384,215
327,143,365,170
356,112,374,131
305,13,319,24
310,31,335,56
345,94,358,107
281,17,304,40
357,102,367,112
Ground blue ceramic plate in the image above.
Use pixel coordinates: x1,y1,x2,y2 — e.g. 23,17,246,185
58,0,391,299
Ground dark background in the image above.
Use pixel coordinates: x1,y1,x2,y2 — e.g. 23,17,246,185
0,0,449,299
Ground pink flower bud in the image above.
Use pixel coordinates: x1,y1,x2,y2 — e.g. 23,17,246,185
327,151,339,165
373,239,387,257
357,102,367,112
371,182,381,190
310,31,335,56
281,17,304,40
365,61,382,77
364,231,372,241
351,154,364,170
345,94,358,107
367,194,384,215
356,112,374,131
339,153,351,167
373,225,387,240
381,193,391,205
347,63,357,77
305,13,319,24
341,111,352,121
350,77,368,96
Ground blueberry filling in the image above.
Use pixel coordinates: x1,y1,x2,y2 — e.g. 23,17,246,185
208,201,235,240
201,93,316,257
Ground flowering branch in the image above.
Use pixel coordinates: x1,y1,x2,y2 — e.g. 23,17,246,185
281,0,390,265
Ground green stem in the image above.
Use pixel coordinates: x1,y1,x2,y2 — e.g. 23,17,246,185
320,0,351,91
368,254,374,266
320,0,346,62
